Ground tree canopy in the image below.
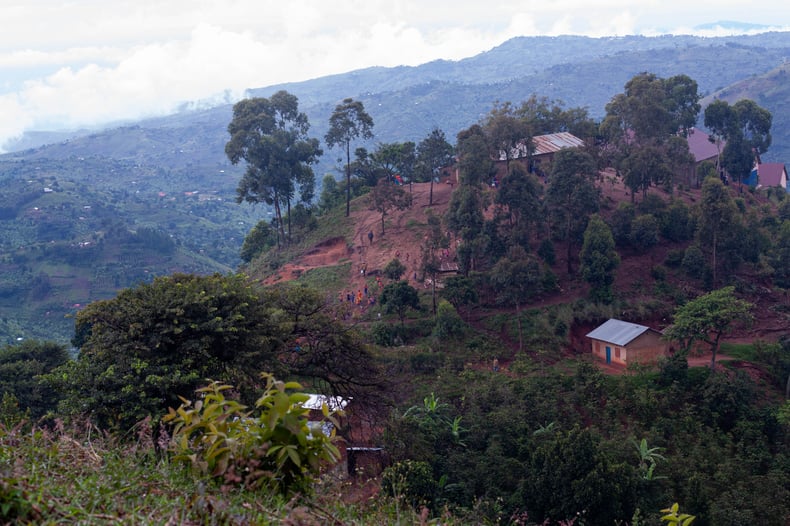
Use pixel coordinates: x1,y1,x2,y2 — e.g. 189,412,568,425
602,73,700,145
580,214,620,303
663,286,753,370
47,275,381,430
704,98,772,189
225,91,321,246
546,148,600,274
51,273,277,429
416,128,455,205
696,175,738,286
325,98,374,216
369,177,412,234
380,281,421,326
0,339,69,419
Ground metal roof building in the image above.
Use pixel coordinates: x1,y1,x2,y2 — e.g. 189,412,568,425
499,131,585,161
586,318,668,366
585,319,654,346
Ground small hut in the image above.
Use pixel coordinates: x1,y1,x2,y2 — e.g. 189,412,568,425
586,318,668,366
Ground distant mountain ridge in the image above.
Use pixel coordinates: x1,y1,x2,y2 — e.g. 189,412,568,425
7,32,790,161
693,21,777,32
1,31,790,343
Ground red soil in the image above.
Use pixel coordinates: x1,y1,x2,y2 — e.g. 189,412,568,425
261,173,789,349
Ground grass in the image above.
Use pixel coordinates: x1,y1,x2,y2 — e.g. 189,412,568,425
0,417,462,525
247,205,354,281
719,341,758,360
296,262,352,292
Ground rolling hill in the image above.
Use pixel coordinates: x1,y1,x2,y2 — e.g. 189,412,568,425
1,31,789,343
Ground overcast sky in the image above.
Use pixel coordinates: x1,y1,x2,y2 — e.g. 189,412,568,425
1,0,788,151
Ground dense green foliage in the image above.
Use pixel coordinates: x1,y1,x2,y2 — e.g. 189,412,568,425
546,148,600,274
226,91,322,246
3,61,790,525
663,286,754,370
380,280,421,326
325,97,375,217
580,214,620,303
0,340,69,419
46,273,277,430
164,375,341,496
383,360,789,525
42,275,381,432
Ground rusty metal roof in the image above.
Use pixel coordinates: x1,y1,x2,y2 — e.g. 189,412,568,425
499,132,584,160
531,132,585,155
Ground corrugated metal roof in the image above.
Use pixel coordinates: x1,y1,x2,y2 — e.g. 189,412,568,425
499,132,584,160
532,132,585,155
585,318,652,347
303,394,350,411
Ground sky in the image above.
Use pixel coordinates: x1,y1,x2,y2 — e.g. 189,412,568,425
1,0,788,151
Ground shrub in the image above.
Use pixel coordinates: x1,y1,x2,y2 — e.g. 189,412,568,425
538,238,556,265
662,200,695,242
410,352,446,374
664,249,684,268
371,322,397,346
681,245,706,279
658,351,689,387
0,476,36,524
637,193,667,216
630,214,660,252
433,300,465,340
541,267,559,292
651,264,667,281
381,460,437,510
164,374,341,496
610,202,635,247
383,258,407,281
240,220,276,262
554,319,568,337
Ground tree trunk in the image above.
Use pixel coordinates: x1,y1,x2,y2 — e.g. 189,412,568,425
286,198,292,245
345,141,351,217
431,273,437,315
273,198,284,249
712,229,718,287
710,333,722,371
566,213,573,275
516,302,523,353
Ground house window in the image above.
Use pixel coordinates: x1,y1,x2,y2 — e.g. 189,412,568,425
615,348,621,358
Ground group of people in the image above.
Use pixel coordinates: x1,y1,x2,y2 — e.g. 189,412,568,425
341,277,384,309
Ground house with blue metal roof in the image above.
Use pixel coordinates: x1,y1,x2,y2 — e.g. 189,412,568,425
586,318,668,366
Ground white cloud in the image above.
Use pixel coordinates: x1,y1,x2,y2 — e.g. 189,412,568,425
0,0,788,151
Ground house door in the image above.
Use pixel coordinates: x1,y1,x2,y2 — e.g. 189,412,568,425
605,346,612,364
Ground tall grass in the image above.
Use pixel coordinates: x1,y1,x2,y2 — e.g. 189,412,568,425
0,417,459,525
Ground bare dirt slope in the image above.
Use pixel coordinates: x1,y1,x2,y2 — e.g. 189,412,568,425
264,178,458,290
262,173,788,343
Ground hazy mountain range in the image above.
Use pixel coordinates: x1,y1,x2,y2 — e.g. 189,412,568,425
1,31,789,343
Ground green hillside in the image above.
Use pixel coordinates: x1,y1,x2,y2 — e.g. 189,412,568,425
702,62,790,162
0,164,255,343
2,32,790,343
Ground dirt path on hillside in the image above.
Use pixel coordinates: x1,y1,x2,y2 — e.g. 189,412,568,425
263,178,458,291
260,170,788,344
